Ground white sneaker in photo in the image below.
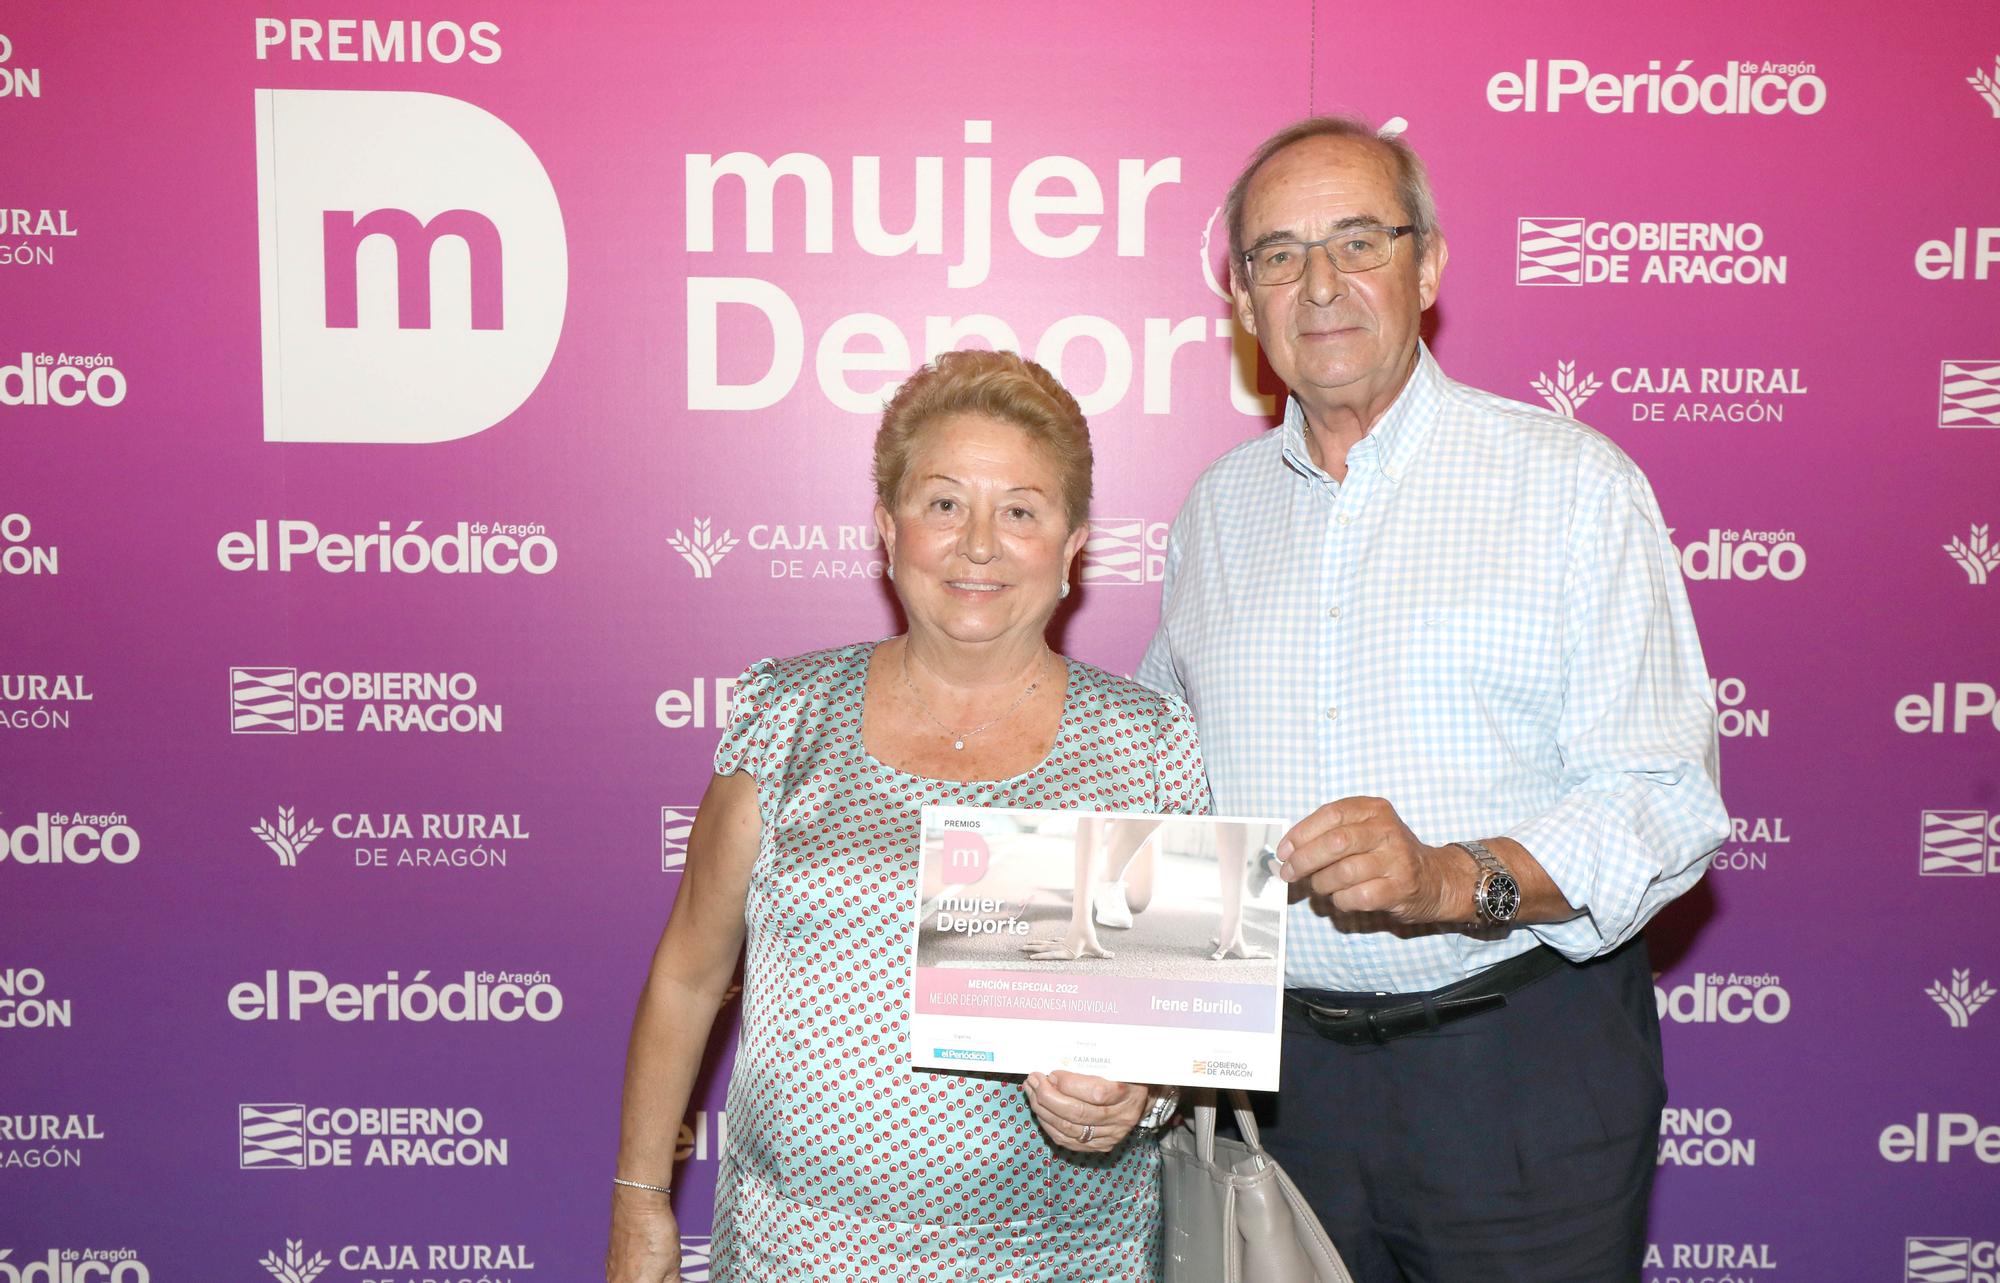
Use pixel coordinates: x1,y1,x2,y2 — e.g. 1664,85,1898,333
1092,879,1135,929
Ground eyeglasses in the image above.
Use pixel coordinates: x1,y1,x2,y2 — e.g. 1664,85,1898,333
1242,225,1416,286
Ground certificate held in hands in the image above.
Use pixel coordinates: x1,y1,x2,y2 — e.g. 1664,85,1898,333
908,805,1290,1090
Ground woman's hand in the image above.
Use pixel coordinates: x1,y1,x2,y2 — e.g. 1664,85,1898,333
1024,1070,1150,1153
607,771,758,1283
605,1186,681,1283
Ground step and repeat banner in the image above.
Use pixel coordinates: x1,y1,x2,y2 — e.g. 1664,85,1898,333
4,2,1996,1280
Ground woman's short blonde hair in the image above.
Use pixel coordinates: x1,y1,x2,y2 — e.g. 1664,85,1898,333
874,350,1092,530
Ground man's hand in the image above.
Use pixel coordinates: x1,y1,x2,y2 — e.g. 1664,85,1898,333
1276,796,1472,925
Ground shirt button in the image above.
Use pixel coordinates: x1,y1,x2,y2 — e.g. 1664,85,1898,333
1327,606,1341,619
1325,707,1339,721
1337,513,1353,526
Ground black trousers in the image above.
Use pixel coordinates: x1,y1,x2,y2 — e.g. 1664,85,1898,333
1258,940,1665,1283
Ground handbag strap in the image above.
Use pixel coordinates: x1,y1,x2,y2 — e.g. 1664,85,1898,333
1190,1089,1272,1168
1193,1100,1217,1164
1226,1088,1265,1154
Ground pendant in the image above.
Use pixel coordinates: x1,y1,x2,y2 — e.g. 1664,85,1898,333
953,739,966,750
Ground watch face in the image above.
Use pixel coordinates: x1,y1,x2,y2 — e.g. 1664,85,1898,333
1481,872,1522,922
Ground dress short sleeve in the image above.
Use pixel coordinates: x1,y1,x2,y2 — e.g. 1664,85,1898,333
713,657,779,779
1153,695,1212,816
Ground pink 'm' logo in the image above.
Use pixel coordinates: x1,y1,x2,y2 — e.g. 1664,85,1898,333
942,832,991,880
322,209,504,330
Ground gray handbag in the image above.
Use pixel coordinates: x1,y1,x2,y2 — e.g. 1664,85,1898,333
1158,1089,1355,1283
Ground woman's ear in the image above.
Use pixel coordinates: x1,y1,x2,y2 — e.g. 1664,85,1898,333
874,501,897,571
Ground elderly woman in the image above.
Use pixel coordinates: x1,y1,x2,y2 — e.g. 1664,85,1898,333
606,350,1207,1283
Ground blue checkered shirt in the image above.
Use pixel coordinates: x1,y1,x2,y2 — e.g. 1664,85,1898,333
1139,347,1727,993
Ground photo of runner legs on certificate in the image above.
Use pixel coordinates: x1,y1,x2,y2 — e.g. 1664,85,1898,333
916,810,1285,984
912,808,1289,1085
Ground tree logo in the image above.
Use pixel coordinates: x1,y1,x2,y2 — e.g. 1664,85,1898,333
261,1240,330,1283
254,808,324,867
670,519,738,579
1944,524,2000,586
1970,56,2000,117
1927,970,1994,1028
1532,361,1601,417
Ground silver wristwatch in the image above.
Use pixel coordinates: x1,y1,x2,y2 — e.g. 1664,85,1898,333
1453,840,1521,926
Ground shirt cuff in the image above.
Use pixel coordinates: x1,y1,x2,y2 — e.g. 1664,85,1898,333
1504,797,1628,962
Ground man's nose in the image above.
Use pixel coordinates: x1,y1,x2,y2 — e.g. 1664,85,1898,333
1301,242,1346,305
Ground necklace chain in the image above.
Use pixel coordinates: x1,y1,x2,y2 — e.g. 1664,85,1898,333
900,644,1046,751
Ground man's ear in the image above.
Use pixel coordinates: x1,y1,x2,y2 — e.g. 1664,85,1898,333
1419,233,1448,312
1233,273,1258,336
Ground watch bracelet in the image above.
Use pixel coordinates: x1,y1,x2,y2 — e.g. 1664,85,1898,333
1452,839,1519,924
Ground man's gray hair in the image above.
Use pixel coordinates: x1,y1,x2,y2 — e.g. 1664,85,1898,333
1223,116,1441,285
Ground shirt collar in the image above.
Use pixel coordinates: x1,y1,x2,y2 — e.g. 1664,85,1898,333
1278,344,1444,487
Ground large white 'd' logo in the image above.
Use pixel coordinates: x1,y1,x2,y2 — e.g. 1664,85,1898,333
255,89,566,443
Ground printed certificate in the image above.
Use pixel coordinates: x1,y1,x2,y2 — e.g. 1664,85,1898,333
908,805,1290,1090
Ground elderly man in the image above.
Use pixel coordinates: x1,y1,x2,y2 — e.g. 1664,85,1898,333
1138,117,1728,1279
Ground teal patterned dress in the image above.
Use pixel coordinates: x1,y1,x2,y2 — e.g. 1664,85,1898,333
709,643,1209,1282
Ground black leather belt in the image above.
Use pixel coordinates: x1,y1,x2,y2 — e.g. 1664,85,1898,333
1286,945,1568,1046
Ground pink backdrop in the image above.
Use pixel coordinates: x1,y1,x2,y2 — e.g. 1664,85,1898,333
5,2,1998,1279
